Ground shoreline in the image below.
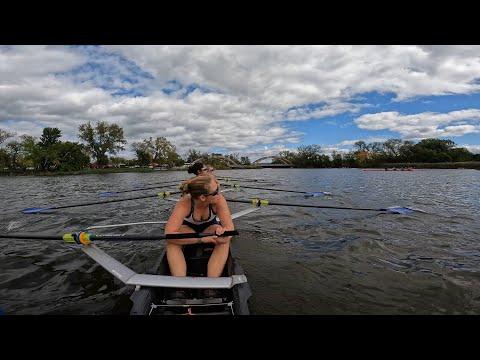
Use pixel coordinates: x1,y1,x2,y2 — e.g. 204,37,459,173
1,161,479,177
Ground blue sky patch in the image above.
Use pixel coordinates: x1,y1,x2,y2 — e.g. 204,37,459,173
279,91,480,149
56,46,154,98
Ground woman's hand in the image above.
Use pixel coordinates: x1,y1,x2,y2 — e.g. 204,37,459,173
200,235,219,244
199,226,233,245
214,226,226,236
214,226,232,244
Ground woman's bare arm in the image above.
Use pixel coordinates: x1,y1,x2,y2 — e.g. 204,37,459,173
215,195,234,231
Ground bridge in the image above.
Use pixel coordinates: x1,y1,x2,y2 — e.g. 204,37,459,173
252,156,294,168
192,154,294,169
192,154,246,168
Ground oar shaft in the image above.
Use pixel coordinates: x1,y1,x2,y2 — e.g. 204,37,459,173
0,234,62,240
226,184,309,194
112,181,181,194
91,230,239,241
51,194,157,210
25,191,182,212
217,177,267,183
0,230,239,241
225,198,385,212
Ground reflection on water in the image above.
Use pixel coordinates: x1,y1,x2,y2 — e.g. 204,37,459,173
1,168,479,314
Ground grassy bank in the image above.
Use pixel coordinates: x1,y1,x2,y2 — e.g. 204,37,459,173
0,167,161,176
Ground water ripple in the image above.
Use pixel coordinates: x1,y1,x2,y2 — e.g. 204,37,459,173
1,169,479,314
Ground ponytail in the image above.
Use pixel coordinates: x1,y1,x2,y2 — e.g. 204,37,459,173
179,175,213,198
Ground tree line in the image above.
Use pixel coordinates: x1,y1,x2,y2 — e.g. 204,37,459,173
1,121,479,173
276,139,480,168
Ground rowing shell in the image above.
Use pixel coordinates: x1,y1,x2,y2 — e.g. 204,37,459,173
80,206,260,315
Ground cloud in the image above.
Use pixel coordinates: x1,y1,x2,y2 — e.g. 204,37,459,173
463,144,480,154
2,45,480,157
107,45,480,104
354,109,480,139
0,45,84,83
338,137,390,146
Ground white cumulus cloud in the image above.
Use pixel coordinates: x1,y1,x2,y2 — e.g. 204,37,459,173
354,109,480,139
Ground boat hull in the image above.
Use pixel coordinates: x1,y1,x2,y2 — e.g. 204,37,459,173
129,243,251,315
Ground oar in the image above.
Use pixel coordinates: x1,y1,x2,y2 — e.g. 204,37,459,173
224,198,418,214
216,176,270,183
21,191,181,214
223,183,331,197
99,180,181,197
0,230,239,244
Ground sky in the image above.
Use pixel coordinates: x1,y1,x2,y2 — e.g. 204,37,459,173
1,45,480,161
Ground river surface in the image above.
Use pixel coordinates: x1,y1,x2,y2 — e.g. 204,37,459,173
1,168,479,315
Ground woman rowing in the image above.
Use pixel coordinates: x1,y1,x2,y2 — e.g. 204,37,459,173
187,161,215,177
164,174,234,279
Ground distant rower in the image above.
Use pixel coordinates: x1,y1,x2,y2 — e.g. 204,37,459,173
188,162,215,177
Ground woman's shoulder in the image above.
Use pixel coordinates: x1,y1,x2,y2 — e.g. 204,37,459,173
178,194,191,204
174,194,191,211
214,194,229,208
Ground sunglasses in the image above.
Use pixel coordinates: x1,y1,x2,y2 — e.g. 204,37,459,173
205,186,219,196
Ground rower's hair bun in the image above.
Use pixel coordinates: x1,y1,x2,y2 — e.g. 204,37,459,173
188,162,204,175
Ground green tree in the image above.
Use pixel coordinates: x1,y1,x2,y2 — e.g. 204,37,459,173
20,135,41,170
353,141,368,153
109,156,128,167
0,129,14,145
240,156,251,165
78,121,126,166
144,136,183,167
39,127,61,148
54,142,90,171
5,141,23,169
186,149,203,163
383,139,403,159
36,128,64,170
131,141,152,166
343,152,357,167
398,141,415,162
331,151,343,167
411,139,457,163
416,138,456,153
277,150,297,164
0,149,9,170
227,153,241,164
449,147,473,162
296,145,323,167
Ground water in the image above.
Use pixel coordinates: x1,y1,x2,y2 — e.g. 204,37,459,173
1,168,479,314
